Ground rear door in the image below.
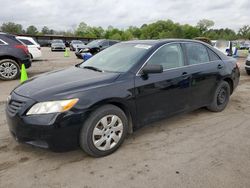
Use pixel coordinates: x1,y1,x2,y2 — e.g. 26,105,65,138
134,43,192,127
183,42,223,108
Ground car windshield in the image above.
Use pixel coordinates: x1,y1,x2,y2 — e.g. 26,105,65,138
52,40,63,43
215,41,229,48
80,43,152,73
87,40,104,47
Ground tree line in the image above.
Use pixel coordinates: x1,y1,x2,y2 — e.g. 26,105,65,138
1,19,250,40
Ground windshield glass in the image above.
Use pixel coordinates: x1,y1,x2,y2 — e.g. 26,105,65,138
80,43,152,73
215,41,229,48
87,40,104,47
52,40,63,43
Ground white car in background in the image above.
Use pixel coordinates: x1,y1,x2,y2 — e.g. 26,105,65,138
16,36,42,60
214,40,236,56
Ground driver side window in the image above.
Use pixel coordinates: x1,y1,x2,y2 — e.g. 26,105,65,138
147,43,184,70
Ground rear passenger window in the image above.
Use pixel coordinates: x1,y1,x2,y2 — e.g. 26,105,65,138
207,48,221,61
147,43,184,70
185,43,209,65
19,39,34,45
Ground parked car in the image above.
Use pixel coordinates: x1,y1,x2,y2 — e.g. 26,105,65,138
6,39,240,157
211,40,217,46
239,41,250,50
214,40,236,56
75,39,119,59
37,39,51,47
17,36,42,60
70,40,86,51
51,39,66,51
245,54,250,75
0,32,31,80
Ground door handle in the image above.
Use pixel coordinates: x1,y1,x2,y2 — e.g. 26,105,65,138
182,72,189,79
217,64,223,69
182,72,188,76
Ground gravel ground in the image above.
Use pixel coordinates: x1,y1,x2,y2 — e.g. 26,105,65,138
0,48,250,188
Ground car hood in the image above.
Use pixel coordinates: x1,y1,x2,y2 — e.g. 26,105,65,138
14,67,120,101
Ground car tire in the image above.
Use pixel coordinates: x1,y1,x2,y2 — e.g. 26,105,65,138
0,59,20,81
246,70,250,75
207,81,230,112
79,104,128,157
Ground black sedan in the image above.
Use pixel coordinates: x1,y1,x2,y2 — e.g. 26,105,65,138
75,39,119,59
6,39,240,157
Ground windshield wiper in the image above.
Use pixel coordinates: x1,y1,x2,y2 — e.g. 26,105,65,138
83,66,103,72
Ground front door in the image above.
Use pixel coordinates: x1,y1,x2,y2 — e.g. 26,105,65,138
134,43,192,127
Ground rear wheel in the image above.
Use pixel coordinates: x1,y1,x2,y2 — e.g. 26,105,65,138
207,81,230,112
0,59,20,80
79,105,128,157
246,70,250,75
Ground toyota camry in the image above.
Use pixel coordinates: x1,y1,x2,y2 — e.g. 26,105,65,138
6,39,240,157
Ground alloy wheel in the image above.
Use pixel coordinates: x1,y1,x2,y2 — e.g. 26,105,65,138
0,62,18,79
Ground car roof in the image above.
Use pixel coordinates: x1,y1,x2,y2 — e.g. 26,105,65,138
122,39,207,46
16,36,33,40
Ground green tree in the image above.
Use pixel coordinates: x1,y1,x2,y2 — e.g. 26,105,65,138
196,19,214,34
41,26,49,34
110,33,122,40
121,31,133,40
238,25,250,39
26,25,38,35
75,22,97,38
0,22,23,34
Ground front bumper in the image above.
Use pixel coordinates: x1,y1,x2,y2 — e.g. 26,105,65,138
5,92,85,151
51,47,65,51
75,52,83,59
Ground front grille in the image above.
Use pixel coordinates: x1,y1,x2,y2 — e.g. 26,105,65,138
7,100,24,115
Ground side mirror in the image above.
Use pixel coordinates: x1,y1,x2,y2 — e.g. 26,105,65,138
141,64,163,75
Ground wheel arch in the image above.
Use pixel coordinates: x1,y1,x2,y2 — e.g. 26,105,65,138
88,98,134,134
0,56,20,68
223,77,233,94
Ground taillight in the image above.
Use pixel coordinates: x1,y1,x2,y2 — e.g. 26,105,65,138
15,44,29,54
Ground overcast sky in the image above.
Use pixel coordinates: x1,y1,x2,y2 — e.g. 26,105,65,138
0,0,249,31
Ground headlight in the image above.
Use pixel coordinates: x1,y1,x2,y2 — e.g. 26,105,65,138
26,98,79,115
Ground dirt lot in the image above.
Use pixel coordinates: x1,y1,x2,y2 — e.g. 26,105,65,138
0,48,250,188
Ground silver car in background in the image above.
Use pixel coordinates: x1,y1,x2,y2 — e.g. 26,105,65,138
51,39,66,51
70,40,86,51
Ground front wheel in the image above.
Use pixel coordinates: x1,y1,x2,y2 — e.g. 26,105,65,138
79,105,128,157
207,81,230,112
0,59,20,80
